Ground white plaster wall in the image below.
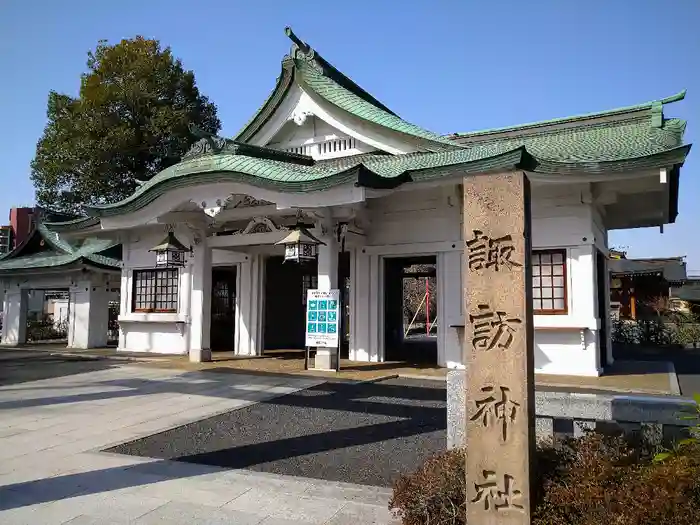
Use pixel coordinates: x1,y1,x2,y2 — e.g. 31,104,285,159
235,254,264,356
252,85,425,156
48,298,69,328
2,290,27,345
348,248,382,362
111,183,607,375
27,290,44,316
438,250,463,369
350,186,604,375
68,279,110,349
267,116,376,159
120,323,188,354
367,187,461,245
118,227,193,354
534,330,597,376
118,227,251,355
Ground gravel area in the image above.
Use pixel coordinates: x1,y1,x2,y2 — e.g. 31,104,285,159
106,377,447,487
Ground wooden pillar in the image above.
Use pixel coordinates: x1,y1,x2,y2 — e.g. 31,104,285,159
630,286,637,320
463,172,535,524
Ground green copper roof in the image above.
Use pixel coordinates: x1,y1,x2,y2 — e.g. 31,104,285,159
450,90,687,138
450,116,688,164
44,28,691,229
234,28,458,150
0,222,121,273
293,59,457,149
76,147,527,218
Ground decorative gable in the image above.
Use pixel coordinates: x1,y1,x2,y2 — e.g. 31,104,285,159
266,114,376,159
235,28,458,157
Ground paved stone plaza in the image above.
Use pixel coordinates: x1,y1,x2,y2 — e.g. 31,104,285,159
0,363,398,524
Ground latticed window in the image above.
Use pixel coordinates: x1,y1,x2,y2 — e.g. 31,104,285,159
532,250,567,314
302,274,318,305
132,269,179,312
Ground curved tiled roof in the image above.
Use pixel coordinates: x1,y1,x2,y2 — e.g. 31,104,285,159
294,60,458,149
0,222,120,272
450,90,687,139
79,147,528,218
450,117,688,164
46,28,691,230
235,28,459,150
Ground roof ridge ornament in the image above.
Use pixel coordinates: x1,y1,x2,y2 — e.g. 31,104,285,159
184,123,228,160
182,123,316,164
285,27,310,55
284,26,323,73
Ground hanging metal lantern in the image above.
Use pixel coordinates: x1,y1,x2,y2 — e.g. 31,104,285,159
275,224,325,263
149,231,191,268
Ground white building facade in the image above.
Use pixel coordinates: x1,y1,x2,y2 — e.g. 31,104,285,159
44,28,691,376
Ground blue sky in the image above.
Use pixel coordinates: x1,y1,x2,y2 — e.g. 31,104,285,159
1,1,698,269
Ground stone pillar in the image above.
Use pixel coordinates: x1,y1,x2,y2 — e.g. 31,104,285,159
189,243,212,362
68,281,110,349
348,248,380,362
463,172,535,524
571,244,601,374
2,289,28,345
314,230,339,370
117,268,129,350
236,254,264,357
438,250,463,368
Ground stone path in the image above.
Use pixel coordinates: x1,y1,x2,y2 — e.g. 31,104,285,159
38,345,679,395
0,364,398,524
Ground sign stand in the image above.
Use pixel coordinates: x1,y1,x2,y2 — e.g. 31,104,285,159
336,340,340,373
305,289,341,372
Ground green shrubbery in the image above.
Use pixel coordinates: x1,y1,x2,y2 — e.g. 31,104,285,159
26,317,68,342
390,432,700,525
611,314,700,348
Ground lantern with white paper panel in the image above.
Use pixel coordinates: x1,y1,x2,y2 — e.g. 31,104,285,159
149,231,191,268
275,225,325,263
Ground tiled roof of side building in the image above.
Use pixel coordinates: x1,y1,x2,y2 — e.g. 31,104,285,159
0,222,120,272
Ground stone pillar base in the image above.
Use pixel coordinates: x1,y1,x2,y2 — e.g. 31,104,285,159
190,348,212,363
314,348,338,370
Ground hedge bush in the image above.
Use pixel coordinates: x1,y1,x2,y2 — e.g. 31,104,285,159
389,432,700,525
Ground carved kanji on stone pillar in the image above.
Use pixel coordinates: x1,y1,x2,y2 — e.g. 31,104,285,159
463,172,535,525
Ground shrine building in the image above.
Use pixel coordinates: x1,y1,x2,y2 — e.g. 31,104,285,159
2,27,691,376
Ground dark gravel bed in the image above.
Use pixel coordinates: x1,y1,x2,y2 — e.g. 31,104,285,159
106,377,447,487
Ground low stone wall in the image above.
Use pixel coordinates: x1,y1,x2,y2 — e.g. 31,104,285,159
447,370,696,449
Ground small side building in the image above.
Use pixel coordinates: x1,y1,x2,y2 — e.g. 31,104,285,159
609,255,688,319
0,220,121,348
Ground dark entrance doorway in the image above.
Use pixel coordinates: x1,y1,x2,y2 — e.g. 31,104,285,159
596,250,609,369
262,252,351,353
384,255,437,363
211,267,237,351
264,256,317,350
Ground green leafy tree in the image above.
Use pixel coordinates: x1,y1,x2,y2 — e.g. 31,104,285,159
31,37,221,214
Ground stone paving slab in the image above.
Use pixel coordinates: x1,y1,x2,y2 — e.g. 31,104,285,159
29,346,679,395
0,363,399,524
